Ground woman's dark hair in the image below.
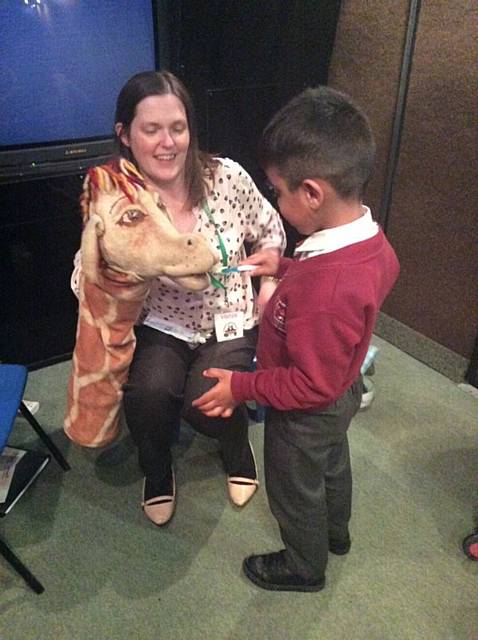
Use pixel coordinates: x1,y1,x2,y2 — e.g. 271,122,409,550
114,70,216,206
258,86,375,199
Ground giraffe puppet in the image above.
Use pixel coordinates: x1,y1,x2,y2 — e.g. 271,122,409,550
64,159,218,447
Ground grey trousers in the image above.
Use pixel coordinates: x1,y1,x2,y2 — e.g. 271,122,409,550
123,325,257,483
264,378,363,579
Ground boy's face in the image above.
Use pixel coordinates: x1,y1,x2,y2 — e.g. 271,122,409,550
266,167,317,235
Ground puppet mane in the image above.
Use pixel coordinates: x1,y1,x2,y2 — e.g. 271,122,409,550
80,159,147,223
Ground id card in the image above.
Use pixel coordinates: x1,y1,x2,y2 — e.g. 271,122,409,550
214,311,244,342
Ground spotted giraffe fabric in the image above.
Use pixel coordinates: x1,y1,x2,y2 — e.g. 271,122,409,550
64,160,217,447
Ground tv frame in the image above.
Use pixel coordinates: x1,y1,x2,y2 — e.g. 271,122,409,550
0,1,161,184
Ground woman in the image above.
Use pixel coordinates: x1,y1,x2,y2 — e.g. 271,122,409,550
111,70,285,526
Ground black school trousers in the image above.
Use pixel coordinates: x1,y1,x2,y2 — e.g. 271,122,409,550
123,324,257,483
264,378,363,580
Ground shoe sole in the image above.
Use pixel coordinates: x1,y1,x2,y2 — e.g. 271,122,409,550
242,561,325,593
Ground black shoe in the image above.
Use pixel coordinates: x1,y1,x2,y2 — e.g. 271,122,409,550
242,551,325,592
329,537,351,556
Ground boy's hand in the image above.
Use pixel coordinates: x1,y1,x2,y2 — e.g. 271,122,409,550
192,368,238,418
239,248,280,277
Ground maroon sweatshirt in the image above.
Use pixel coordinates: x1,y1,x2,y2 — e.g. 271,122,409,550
231,229,400,411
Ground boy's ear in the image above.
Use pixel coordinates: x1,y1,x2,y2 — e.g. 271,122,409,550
302,179,325,210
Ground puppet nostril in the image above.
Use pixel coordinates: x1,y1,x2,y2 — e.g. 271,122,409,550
186,237,195,247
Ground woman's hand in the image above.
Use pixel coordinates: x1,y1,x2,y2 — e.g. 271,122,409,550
239,248,280,277
192,368,238,418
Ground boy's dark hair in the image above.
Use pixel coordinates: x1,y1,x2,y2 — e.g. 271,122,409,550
258,86,375,199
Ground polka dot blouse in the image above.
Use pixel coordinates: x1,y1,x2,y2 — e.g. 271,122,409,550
141,158,286,342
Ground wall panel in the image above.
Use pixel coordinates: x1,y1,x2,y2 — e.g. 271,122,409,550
383,1,478,357
328,0,478,371
327,0,410,217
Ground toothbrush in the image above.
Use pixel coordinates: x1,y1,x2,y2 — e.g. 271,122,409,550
214,265,259,274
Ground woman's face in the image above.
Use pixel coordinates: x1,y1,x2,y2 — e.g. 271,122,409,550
117,94,190,191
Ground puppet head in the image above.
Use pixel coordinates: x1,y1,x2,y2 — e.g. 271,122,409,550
80,159,218,291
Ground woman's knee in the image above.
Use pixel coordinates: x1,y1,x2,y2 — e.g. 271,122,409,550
125,379,181,408
127,328,188,398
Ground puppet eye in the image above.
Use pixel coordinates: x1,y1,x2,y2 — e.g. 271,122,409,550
118,208,146,226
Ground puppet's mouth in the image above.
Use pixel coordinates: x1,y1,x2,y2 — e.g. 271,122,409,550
171,272,211,291
162,255,219,281
100,261,145,284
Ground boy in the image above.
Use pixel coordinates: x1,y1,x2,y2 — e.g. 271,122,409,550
193,86,400,592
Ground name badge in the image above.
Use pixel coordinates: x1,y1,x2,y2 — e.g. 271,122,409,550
214,311,244,342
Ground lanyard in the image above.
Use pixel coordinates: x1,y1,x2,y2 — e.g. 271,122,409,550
202,200,228,291
202,200,228,265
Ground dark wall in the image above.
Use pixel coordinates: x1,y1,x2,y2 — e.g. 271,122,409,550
167,0,341,169
0,174,83,367
166,0,341,254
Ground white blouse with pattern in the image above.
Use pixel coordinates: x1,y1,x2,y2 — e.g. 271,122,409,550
72,157,286,344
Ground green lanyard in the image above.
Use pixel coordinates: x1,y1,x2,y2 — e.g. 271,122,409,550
202,200,228,292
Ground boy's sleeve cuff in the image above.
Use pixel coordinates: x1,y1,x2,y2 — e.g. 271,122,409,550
230,371,254,404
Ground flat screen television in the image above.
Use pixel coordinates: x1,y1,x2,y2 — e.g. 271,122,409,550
0,0,158,182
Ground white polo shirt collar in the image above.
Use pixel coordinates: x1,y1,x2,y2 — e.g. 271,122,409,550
294,206,378,259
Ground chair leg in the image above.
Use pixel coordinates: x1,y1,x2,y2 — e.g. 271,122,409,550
19,402,71,471
0,536,44,594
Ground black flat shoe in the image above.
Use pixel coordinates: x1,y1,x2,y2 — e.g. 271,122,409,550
242,551,325,592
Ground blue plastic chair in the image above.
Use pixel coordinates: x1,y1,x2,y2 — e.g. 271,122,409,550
0,364,70,594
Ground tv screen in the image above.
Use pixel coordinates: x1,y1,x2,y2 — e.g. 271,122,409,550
0,0,158,181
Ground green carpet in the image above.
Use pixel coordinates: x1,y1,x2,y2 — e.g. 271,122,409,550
1,336,477,640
